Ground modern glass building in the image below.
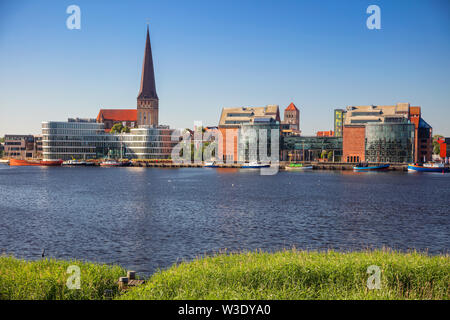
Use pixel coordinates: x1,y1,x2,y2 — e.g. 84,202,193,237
121,126,176,159
281,136,343,161
42,120,177,160
237,118,280,162
365,123,415,163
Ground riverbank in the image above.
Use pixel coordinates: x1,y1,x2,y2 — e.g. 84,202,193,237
1,249,448,300
3,158,449,171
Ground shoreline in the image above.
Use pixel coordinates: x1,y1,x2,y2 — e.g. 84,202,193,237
2,158,450,171
1,249,449,300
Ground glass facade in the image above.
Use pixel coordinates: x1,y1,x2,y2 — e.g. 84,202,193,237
365,123,414,163
281,136,343,161
237,121,280,162
42,121,177,160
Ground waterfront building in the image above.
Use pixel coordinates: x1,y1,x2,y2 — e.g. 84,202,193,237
280,103,300,135
41,119,176,160
281,136,343,162
3,134,41,159
364,123,415,163
40,25,177,161
409,107,433,162
334,109,345,137
437,137,450,160
121,126,176,159
34,135,43,159
342,103,432,163
218,105,280,162
237,118,280,163
96,109,137,132
137,25,159,127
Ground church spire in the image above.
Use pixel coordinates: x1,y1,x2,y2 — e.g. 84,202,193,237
137,24,159,127
137,24,158,100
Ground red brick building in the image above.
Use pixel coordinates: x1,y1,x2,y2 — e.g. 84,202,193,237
342,126,365,163
409,107,432,163
341,104,433,163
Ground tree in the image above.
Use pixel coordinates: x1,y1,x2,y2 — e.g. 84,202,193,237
321,150,327,159
327,150,333,161
110,123,130,134
110,123,124,134
433,135,443,155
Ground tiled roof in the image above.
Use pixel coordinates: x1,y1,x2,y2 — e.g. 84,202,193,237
97,109,137,122
285,103,298,111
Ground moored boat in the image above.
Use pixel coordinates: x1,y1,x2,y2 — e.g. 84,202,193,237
0,159,10,165
203,161,219,168
285,163,313,171
100,159,130,167
241,161,270,169
9,159,42,166
100,160,122,167
62,159,86,166
353,164,390,171
40,159,63,166
408,163,449,173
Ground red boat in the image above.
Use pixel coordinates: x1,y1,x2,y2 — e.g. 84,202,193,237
40,159,63,166
9,159,63,166
9,159,41,166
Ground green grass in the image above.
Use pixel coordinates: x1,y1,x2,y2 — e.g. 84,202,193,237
1,249,449,300
0,256,126,300
119,249,449,300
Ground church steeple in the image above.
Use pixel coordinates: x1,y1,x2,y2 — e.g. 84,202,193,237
138,25,158,100
137,24,159,126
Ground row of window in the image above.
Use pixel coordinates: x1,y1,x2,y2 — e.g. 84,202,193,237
347,156,360,163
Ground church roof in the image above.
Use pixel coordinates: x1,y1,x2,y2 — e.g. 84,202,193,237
137,25,158,100
286,103,298,111
96,109,137,122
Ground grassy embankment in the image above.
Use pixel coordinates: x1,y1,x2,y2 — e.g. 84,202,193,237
0,256,125,300
1,249,449,300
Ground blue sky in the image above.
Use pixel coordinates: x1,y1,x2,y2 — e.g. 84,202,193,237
1,0,449,136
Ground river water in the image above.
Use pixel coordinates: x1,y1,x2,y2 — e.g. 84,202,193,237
0,164,448,275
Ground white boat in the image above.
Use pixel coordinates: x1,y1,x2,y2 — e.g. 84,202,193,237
408,162,448,173
0,159,9,165
241,161,270,169
285,164,313,171
100,159,130,167
62,159,86,166
100,160,122,167
204,161,219,168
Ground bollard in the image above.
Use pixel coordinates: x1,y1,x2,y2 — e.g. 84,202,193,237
127,271,136,280
118,276,129,290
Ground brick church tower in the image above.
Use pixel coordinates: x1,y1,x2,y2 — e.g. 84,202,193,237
283,102,300,131
137,25,159,126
